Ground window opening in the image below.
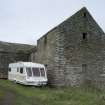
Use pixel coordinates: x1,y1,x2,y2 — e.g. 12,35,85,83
83,33,87,40
20,68,23,74
83,13,86,17
32,68,40,77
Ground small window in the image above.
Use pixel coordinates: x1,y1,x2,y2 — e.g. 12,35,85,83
40,68,45,77
32,68,40,77
83,13,86,17
82,64,87,67
17,68,19,72
83,33,87,40
20,68,23,74
8,68,11,72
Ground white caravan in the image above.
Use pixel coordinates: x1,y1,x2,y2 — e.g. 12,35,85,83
8,62,47,86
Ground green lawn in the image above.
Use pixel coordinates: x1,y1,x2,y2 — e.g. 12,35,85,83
0,80,105,105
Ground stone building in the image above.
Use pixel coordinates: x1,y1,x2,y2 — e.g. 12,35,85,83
29,47,36,62
35,7,105,88
0,41,34,78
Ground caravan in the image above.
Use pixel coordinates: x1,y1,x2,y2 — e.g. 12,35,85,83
8,62,47,86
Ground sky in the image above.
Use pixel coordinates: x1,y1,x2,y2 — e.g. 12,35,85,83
0,0,105,45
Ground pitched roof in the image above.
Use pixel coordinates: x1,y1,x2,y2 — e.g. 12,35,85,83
38,7,104,40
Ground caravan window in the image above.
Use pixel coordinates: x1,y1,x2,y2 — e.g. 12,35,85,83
20,68,23,74
26,68,32,77
40,68,45,77
32,68,40,77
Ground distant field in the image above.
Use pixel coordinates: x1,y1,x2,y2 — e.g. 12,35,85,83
0,80,105,105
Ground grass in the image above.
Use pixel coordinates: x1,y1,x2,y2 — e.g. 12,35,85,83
0,80,105,105
0,90,4,101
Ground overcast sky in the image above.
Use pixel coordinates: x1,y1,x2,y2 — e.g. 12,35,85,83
0,0,105,45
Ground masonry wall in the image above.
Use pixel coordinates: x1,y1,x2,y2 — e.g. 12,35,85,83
0,52,15,78
0,42,34,79
58,8,105,87
36,7,105,87
36,28,63,86
0,51,30,78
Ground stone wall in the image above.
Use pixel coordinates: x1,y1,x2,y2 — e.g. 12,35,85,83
35,7,105,87
57,7,105,87
0,41,35,78
36,28,59,85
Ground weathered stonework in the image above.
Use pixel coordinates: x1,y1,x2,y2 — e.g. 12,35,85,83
35,7,105,88
0,41,35,78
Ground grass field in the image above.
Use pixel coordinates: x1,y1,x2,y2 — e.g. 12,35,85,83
0,80,105,105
